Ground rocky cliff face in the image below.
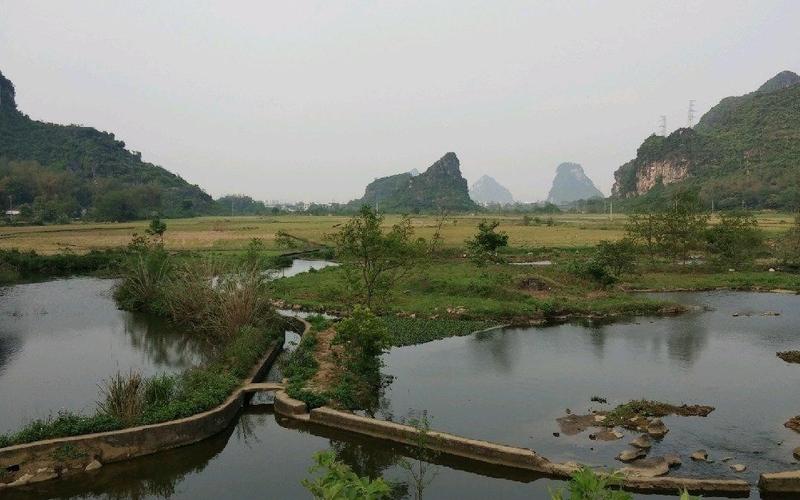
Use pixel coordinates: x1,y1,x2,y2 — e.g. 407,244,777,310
611,70,800,208
470,175,514,205
546,163,604,205
352,152,477,212
0,71,17,112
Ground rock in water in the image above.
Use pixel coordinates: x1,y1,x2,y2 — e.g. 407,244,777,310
469,175,514,205
631,434,653,449
664,453,682,468
646,418,669,438
794,447,800,461
546,162,604,205
85,460,103,471
617,448,647,462
691,450,709,461
730,464,747,473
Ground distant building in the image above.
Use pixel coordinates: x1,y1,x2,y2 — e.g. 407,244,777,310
5,210,20,217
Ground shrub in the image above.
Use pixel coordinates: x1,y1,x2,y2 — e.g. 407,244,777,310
302,450,392,500
113,245,171,313
705,211,763,267
465,220,509,265
97,371,145,427
593,239,638,278
550,467,631,500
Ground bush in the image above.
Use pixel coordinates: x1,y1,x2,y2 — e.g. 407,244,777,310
302,450,392,500
97,371,145,427
593,239,638,278
705,211,763,268
466,220,509,265
566,259,617,286
550,467,631,500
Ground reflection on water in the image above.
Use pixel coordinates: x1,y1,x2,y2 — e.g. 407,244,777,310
0,277,207,433
380,292,800,484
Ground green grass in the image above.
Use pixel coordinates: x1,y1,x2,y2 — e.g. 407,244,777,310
272,257,675,322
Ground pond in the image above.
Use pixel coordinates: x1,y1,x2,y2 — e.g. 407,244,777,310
0,259,337,434
378,292,800,485
0,277,207,434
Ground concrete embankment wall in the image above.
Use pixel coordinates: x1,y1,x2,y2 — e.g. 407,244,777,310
273,391,753,497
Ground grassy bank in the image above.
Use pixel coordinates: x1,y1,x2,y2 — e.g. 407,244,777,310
0,248,124,284
272,257,678,323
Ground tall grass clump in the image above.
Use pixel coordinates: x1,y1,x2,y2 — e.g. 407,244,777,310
97,370,145,427
113,235,172,313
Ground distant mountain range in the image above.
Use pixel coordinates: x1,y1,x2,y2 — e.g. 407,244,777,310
612,70,800,209
350,152,477,213
0,70,213,221
546,162,603,205
470,175,514,205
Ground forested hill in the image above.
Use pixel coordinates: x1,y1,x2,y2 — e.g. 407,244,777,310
0,70,214,222
349,152,477,213
612,70,800,210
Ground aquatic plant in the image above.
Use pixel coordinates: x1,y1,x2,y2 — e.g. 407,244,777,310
549,467,631,500
302,450,392,500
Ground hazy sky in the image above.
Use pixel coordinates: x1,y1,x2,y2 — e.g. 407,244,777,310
1,1,798,202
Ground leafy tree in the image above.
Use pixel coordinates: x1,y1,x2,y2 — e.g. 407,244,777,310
241,238,267,269
331,205,425,310
593,239,638,278
302,450,392,500
658,193,709,264
333,306,391,384
705,211,762,267
780,213,800,268
466,220,509,265
625,212,663,261
145,216,167,242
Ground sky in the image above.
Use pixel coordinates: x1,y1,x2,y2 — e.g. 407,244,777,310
1,1,799,203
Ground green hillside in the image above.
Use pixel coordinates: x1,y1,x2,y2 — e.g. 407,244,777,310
351,152,478,213
0,70,214,222
612,70,800,210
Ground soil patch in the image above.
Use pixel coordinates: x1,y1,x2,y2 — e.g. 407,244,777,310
308,328,342,392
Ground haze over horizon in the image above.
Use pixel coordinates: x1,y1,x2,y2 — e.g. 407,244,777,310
1,1,798,203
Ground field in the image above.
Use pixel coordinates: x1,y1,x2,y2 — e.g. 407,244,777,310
0,212,794,254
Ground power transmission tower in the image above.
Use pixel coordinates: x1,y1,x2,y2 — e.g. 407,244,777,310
659,115,667,136
687,100,696,127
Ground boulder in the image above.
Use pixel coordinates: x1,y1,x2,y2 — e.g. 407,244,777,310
731,464,747,473
617,448,647,462
595,429,623,441
631,434,653,449
85,459,103,472
646,418,669,438
664,453,682,468
691,450,709,461
29,468,58,484
794,447,800,461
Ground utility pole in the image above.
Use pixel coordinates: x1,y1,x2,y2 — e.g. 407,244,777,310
609,200,613,222
687,100,696,128
659,115,667,136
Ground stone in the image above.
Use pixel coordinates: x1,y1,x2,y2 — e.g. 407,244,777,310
617,447,647,462
646,418,669,438
631,434,653,449
8,473,34,487
594,414,606,423
721,456,733,462
29,468,58,483
553,432,560,437
691,450,709,461
730,464,747,473
769,268,776,272
664,453,682,468
618,457,670,477
794,447,800,461
594,429,623,441
759,469,800,493
85,459,103,472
